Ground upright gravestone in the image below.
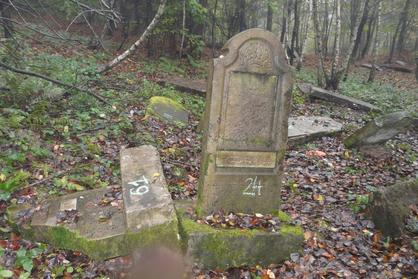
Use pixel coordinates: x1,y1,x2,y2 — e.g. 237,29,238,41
198,28,293,214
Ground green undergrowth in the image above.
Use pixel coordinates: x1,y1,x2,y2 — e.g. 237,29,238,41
296,69,417,113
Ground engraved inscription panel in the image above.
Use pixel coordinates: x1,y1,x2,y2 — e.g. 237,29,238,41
221,72,278,149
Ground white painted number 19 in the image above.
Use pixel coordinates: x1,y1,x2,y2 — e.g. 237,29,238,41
129,175,150,196
243,176,263,196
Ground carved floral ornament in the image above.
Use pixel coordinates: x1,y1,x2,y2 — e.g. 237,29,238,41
238,40,273,71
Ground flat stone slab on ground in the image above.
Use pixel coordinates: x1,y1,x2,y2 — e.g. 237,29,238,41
157,76,206,96
288,116,343,144
180,215,304,269
299,83,380,112
12,145,179,260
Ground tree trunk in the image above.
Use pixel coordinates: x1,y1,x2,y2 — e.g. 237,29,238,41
327,0,341,90
361,15,375,59
266,0,273,31
352,0,370,59
280,0,288,43
297,0,312,70
237,0,247,32
179,0,186,58
0,2,13,38
290,0,300,65
397,0,413,54
389,20,401,63
312,0,327,87
211,0,218,57
322,0,329,56
98,0,168,74
341,0,365,81
368,1,381,83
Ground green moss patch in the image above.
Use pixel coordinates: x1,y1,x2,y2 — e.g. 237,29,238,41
178,213,304,269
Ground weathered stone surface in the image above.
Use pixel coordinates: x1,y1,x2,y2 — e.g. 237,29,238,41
344,111,417,148
11,187,179,260
146,96,189,125
157,76,206,96
198,28,293,215
299,83,380,112
369,179,418,237
288,116,343,144
180,215,303,269
121,145,177,231
11,145,180,260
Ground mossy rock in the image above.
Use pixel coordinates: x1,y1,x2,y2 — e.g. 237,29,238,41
178,213,304,269
146,96,189,126
368,178,418,237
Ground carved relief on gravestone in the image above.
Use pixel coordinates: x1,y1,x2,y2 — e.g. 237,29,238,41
198,28,293,215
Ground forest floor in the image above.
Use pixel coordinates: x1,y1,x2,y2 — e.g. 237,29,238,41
0,35,417,278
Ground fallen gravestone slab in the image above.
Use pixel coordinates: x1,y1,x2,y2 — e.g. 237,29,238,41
298,83,380,112
288,116,343,144
10,145,179,260
146,96,189,125
157,76,206,96
382,63,414,73
369,179,418,237
179,213,304,269
344,111,417,148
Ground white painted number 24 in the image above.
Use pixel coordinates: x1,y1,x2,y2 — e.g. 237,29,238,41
243,176,263,196
129,175,150,196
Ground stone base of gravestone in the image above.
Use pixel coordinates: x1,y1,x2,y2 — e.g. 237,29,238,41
10,146,179,261
288,116,343,144
178,213,304,269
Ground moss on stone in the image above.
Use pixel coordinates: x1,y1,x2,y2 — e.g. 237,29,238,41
178,213,304,268
18,221,180,261
273,210,292,223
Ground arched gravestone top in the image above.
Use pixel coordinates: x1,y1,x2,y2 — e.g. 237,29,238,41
198,28,293,215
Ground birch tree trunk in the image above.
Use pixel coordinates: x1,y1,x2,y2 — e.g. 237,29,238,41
179,0,186,58
97,0,167,74
368,1,381,83
312,0,327,87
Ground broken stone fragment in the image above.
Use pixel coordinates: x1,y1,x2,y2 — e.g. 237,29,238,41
146,96,189,125
368,179,418,237
344,111,417,148
9,145,180,261
120,145,177,232
288,116,343,144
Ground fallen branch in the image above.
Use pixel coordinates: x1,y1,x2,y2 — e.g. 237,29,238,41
97,0,167,73
0,62,110,105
